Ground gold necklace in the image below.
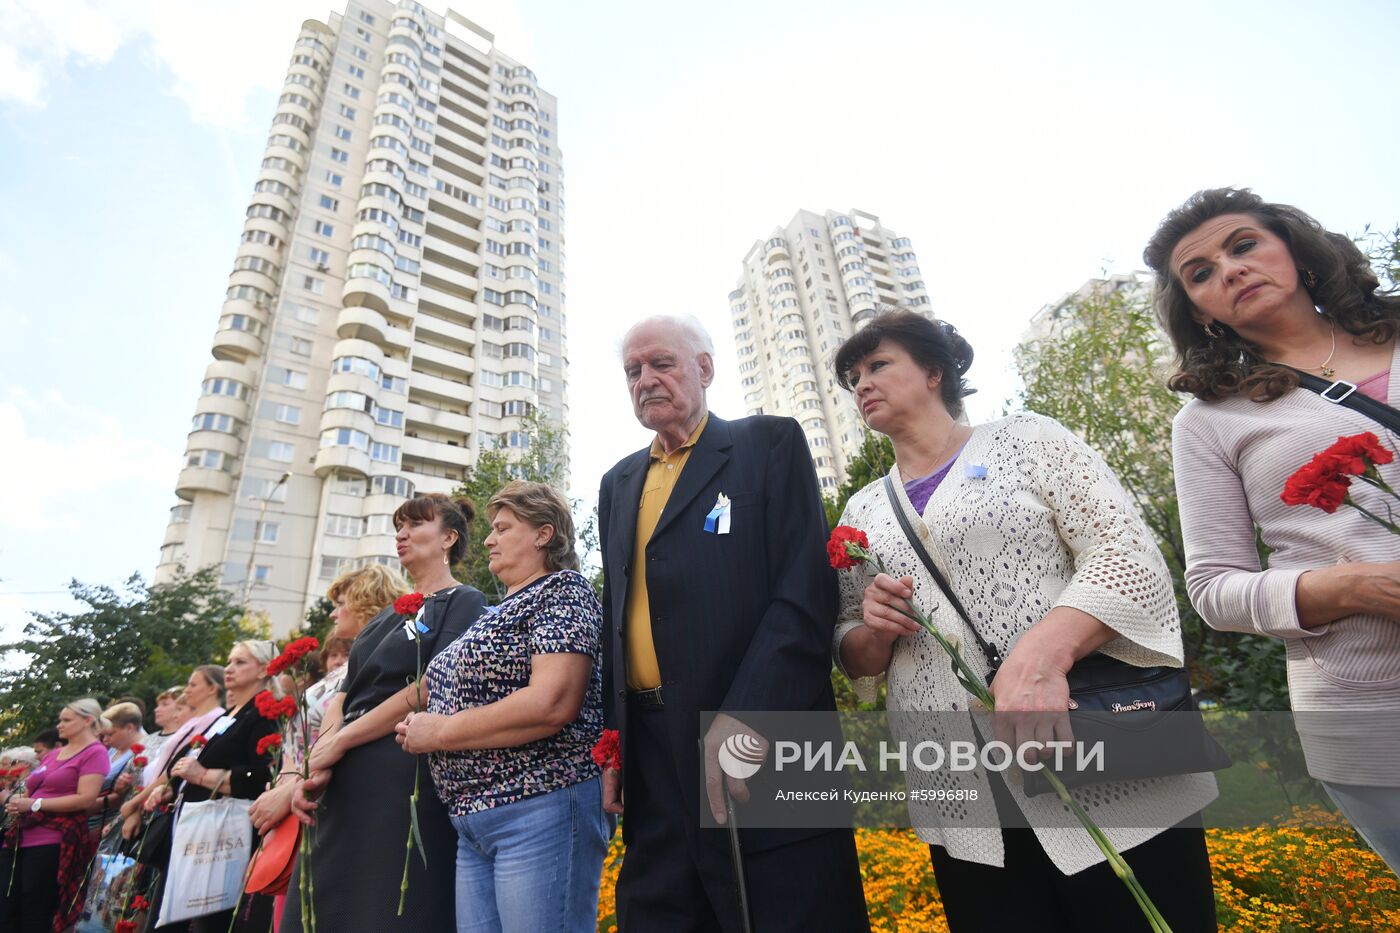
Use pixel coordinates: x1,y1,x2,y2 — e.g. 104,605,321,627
1318,320,1337,379
897,426,964,483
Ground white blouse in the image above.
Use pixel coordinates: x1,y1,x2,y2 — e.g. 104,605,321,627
834,413,1217,873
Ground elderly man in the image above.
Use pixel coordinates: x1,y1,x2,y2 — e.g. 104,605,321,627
598,315,868,931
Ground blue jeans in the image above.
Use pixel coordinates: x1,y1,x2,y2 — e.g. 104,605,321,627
449,776,610,933
1321,781,1400,876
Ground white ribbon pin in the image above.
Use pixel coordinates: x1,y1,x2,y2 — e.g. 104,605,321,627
704,493,732,534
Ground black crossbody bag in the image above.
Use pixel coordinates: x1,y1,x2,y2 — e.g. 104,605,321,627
1287,369,1400,435
882,475,1230,796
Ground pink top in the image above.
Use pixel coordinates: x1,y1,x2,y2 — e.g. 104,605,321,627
22,743,109,847
1355,368,1390,402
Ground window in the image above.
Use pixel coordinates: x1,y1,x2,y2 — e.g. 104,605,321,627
191,412,236,433
372,475,414,497
366,514,395,535
254,565,272,583
330,148,349,164
319,194,339,211
369,442,400,463
325,513,366,537
201,377,248,399
335,125,353,141
321,427,370,451
257,400,302,424
347,63,365,79
360,10,375,24
170,504,192,524
268,366,308,390
338,104,357,119
302,275,325,294
326,170,343,186
374,405,404,428
185,449,228,470
307,247,330,267
332,356,381,380
290,304,319,325
343,82,360,99
250,438,296,462
381,373,407,393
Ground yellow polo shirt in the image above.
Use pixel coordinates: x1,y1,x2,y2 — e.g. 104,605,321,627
625,413,709,690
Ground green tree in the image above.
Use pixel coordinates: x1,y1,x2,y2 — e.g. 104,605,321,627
0,565,248,741
450,411,600,600
1014,278,1290,709
823,429,896,529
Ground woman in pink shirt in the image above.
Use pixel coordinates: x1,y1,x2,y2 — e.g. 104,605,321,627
1147,187,1400,875
1,698,110,933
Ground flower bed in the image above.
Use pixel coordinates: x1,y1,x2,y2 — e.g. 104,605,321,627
596,808,1399,931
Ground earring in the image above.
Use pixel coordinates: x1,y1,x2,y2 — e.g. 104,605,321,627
1304,269,1319,289
1203,321,1224,339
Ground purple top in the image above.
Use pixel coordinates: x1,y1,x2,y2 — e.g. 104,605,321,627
21,743,109,847
903,451,962,513
1356,368,1390,402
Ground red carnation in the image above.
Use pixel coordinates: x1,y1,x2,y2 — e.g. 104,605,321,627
256,734,283,757
131,895,151,911
116,921,137,933
394,592,425,616
1281,454,1352,513
591,729,622,771
132,756,148,768
129,743,145,755
189,735,208,749
1323,431,1395,476
826,525,871,570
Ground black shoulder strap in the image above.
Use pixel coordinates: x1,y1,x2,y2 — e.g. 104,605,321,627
1289,368,1400,436
882,475,1003,673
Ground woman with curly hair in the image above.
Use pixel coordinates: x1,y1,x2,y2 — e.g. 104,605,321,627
1146,187,1400,873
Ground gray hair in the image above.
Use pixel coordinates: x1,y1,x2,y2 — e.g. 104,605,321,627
65,698,110,734
3,747,37,768
620,314,715,360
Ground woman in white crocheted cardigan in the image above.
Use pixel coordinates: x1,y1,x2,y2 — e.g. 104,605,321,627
831,310,1218,932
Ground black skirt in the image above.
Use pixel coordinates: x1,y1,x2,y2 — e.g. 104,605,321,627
279,733,457,932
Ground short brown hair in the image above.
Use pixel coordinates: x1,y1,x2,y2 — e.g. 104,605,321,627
833,308,974,418
392,494,477,564
326,564,409,624
322,636,354,662
1144,187,1400,401
487,481,579,572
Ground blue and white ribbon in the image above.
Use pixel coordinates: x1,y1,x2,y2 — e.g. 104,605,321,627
403,606,428,640
703,493,732,534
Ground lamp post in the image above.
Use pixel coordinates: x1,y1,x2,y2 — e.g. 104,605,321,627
243,470,292,606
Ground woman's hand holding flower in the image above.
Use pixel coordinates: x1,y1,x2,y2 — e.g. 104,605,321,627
861,572,925,642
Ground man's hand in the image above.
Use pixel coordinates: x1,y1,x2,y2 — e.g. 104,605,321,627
602,765,624,815
703,713,767,825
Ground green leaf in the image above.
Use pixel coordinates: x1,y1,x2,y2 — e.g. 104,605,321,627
408,794,428,868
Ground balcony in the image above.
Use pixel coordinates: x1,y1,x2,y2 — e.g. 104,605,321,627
342,273,391,314
403,434,472,469
411,342,475,379
318,406,375,436
314,444,371,479
406,401,470,433
211,327,263,362
414,312,476,349
176,465,234,499
409,370,473,406
336,306,389,345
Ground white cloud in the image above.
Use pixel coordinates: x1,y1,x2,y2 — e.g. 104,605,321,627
0,387,177,530
0,0,132,106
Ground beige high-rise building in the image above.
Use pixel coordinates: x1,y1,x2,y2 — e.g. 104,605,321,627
156,0,567,633
727,209,931,492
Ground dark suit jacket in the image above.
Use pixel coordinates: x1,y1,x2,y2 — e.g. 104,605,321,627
598,413,840,850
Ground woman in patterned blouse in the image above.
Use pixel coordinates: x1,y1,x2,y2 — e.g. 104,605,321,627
397,480,608,933
832,310,1217,932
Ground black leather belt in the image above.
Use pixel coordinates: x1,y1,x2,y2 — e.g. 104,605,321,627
629,685,664,708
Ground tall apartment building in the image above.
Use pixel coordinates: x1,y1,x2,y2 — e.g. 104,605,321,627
156,0,567,634
727,209,931,492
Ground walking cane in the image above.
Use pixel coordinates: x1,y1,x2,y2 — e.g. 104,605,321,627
724,784,755,933
702,737,755,933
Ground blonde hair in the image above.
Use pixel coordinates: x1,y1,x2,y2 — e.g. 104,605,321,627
231,640,280,696
102,702,145,730
327,564,410,626
156,685,184,703
487,480,580,572
65,698,110,734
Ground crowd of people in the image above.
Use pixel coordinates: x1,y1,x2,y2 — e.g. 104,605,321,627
1,187,1397,932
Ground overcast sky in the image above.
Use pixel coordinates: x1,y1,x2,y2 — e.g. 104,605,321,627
4,0,1400,639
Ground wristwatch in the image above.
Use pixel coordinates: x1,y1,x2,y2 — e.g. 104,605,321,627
29,798,41,813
